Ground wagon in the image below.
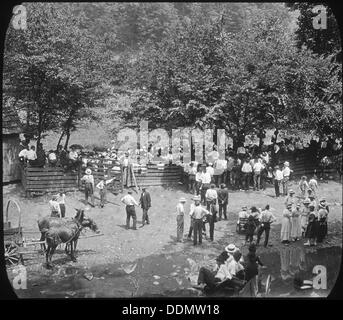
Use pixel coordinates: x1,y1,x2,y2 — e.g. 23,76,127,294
4,199,45,266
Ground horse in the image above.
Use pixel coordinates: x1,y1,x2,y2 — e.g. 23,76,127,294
44,209,98,268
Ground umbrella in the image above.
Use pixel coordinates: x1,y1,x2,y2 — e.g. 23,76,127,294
69,144,83,149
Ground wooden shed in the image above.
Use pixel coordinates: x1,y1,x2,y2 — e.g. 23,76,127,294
2,106,22,183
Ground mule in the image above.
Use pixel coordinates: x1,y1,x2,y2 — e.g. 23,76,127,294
44,209,98,268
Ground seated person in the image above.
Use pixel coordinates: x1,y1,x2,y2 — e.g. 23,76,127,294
238,206,249,219
216,244,243,269
195,250,246,292
48,150,57,166
68,147,80,170
244,243,266,282
27,146,39,166
19,145,29,165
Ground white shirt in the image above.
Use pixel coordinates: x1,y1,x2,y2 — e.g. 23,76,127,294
189,167,197,175
26,149,37,160
48,153,57,161
96,181,105,190
241,162,252,173
215,159,227,170
195,172,202,182
82,175,94,186
309,179,318,189
200,172,211,184
69,151,78,161
215,255,244,281
123,158,129,167
282,167,291,177
205,189,218,201
121,194,138,206
49,200,61,214
19,149,28,158
274,169,283,181
253,162,263,173
206,166,214,176
176,203,185,216
58,194,66,204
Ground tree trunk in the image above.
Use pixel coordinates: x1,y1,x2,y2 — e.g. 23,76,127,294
64,130,71,150
57,130,65,150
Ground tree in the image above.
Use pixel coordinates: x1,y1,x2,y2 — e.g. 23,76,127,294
3,3,111,147
287,2,341,56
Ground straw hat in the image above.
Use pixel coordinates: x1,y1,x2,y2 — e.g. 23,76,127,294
289,189,295,194
85,168,92,175
242,205,248,210
284,161,289,166
303,199,311,204
225,244,237,253
179,197,187,203
286,203,292,208
52,194,59,201
193,195,201,201
319,198,326,203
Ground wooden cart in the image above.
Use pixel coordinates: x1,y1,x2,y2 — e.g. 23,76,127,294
4,199,45,266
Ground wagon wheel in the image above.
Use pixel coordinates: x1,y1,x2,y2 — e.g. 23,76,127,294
4,241,21,265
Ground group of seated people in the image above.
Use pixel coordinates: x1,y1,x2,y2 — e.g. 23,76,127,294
194,242,266,294
19,142,81,171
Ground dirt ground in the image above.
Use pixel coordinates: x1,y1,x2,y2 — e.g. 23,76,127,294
3,180,342,298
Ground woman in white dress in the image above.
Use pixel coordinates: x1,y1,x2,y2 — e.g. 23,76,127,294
290,204,302,241
281,204,292,245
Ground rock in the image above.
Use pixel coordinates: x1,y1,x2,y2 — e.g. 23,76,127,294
170,272,178,277
153,275,161,280
153,281,159,285
83,272,94,281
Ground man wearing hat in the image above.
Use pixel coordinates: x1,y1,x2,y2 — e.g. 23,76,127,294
282,161,293,196
256,205,276,247
139,187,151,226
273,165,283,197
317,198,329,242
190,195,209,245
216,243,241,268
176,197,187,242
121,190,139,230
217,183,229,221
49,194,61,217
81,168,95,206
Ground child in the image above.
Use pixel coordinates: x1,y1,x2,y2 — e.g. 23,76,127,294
244,215,257,244
58,192,66,218
308,176,318,198
298,176,309,198
49,194,61,218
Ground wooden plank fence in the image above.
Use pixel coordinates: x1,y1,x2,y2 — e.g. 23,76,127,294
21,166,79,197
129,164,183,187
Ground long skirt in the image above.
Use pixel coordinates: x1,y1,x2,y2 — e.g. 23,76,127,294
176,215,184,241
316,219,327,243
300,215,308,233
280,217,291,241
291,216,302,239
305,221,318,239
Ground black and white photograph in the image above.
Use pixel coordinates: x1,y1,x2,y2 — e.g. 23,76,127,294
1,2,342,300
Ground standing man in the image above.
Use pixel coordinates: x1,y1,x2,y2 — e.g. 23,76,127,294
241,158,253,191
273,165,283,198
81,168,95,207
252,158,264,191
121,190,139,230
282,161,293,196
256,205,276,247
176,197,187,242
205,184,218,211
200,166,211,205
122,152,131,187
191,196,209,246
217,183,229,220
139,187,151,226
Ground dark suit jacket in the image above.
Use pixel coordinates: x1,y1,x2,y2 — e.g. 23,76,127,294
140,191,151,209
217,188,229,204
